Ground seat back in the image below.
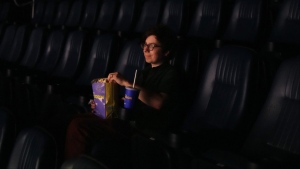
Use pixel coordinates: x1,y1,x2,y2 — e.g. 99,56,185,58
161,0,187,36
184,45,255,133
75,33,118,87
134,0,163,34
112,0,138,33
114,38,145,82
61,155,109,169
20,27,47,69
7,126,57,169
41,0,57,26
0,24,17,61
65,0,84,28
222,0,265,48
36,29,66,75
0,107,15,169
187,0,224,40
242,56,300,168
80,0,100,29
32,0,46,25
269,0,300,45
6,24,30,63
52,30,87,80
93,0,118,31
53,0,71,27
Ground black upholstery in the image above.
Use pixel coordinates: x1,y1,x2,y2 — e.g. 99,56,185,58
41,0,57,26
222,0,265,48
19,27,47,70
75,33,118,87
36,29,66,75
161,0,187,36
4,24,30,64
53,0,71,27
0,24,18,62
61,155,109,169
0,107,15,169
183,45,255,136
187,0,224,40
65,0,84,28
7,126,58,169
93,0,118,31
199,56,300,169
113,0,138,33
51,30,87,80
114,38,145,82
269,0,300,45
132,45,257,169
134,0,163,34
80,0,100,29
32,0,46,25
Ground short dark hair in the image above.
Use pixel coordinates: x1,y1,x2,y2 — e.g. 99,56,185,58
141,24,176,57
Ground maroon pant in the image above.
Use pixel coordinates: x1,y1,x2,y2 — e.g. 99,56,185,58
64,113,135,159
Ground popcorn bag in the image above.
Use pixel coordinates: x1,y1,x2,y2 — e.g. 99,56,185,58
91,78,119,119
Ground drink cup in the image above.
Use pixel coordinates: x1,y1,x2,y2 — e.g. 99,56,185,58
124,87,139,109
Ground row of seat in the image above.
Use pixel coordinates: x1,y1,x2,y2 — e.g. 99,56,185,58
0,45,299,169
130,49,300,169
0,0,299,168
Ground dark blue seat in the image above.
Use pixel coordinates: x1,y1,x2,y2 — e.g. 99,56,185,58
51,30,87,81
53,0,71,28
61,155,110,169
112,0,139,35
132,45,257,169
161,0,187,37
75,34,118,87
93,0,118,31
0,24,30,73
35,29,66,75
19,27,47,71
0,107,16,169
187,0,224,41
0,24,18,63
134,0,163,34
31,0,46,26
65,0,84,28
196,56,300,169
261,0,300,102
41,0,57,26
7,126,58,169
80,0,101,29
221,0,266,49
114,38,145,82
183,46,256,151
269,0,300,46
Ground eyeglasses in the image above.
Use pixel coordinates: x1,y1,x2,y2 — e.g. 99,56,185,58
140,43,161,51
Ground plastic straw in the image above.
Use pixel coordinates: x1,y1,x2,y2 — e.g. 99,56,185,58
133,69,137,88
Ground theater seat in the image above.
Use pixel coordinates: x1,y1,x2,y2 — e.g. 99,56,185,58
161,0,187,36
93,0,118,31
196,55,300,169
7,126,57,169
221,0,266,49
114,38,145,82
186,0,224,42
132,45,258,169
112,0,139,35
134,0,163,34
61,155,109,169
80,0,101,29
53,0,71,28
0,107,15,169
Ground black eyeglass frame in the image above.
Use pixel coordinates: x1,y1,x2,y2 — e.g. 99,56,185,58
140,43,162,51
